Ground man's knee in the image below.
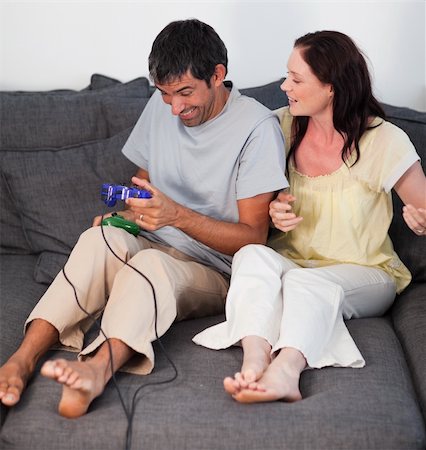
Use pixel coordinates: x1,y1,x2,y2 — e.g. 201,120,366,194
128,248,174,277
76,226,133,253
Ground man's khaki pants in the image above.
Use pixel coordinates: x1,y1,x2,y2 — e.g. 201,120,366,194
26,226,229,374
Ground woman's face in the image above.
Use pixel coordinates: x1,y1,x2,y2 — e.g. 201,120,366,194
281,47,334,118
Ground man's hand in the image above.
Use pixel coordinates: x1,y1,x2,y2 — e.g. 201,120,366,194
269,191,303,233
125,176,179,231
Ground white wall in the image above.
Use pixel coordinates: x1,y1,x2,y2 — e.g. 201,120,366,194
0,0,425,111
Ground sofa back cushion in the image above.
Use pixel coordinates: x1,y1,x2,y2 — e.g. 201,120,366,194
0,77,150,149
385,104,426,283
1,128,138,282
240,78,289,110
1,129,136,252
0,76,151,255
102,97,150,136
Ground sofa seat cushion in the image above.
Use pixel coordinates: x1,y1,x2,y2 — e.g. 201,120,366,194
0,313,424,449
1,129,137,265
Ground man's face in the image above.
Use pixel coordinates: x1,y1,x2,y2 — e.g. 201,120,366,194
156,70,224,127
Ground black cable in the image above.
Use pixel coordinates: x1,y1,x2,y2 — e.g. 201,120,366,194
61,218,178,450
61,267,130,420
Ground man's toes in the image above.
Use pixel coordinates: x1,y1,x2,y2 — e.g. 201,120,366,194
1,386,21,406
57,365,75,383
40,360,54,377
0,381,8,397
65,371,80,387
41,359,68,379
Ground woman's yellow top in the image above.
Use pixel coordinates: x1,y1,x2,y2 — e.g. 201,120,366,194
268,107,420,293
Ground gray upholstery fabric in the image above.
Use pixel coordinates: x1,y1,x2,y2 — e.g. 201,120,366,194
1,129,136,258
87,73,122,90
102,97,150,136
0,255,47,363
392,282,426,423
0,78,150,150
0,176,30,254
240,78,289,110
0,78,150,255
0,77,425,450
0,311,424,449
33,252,69,285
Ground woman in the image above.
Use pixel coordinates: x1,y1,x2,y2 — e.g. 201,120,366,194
192,30,426,403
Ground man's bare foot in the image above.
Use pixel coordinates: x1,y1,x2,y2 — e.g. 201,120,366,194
233,348,305,404
223,336,272,396
41,359,106,418
0,357,34,406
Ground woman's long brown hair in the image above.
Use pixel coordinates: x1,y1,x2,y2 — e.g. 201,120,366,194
288,31,386,167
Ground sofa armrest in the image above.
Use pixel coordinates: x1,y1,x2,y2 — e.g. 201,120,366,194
391,282,426,423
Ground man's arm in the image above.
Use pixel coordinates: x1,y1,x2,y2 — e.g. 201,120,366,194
126,170,275,256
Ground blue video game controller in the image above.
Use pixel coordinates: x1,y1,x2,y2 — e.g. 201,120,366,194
101,183,152,207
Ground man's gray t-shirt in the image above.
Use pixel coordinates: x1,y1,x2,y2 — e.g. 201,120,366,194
122,84,288,275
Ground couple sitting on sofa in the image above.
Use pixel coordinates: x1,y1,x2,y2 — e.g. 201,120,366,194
0,19,425,418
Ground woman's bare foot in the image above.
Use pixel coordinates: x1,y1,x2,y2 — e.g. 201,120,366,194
0,357,34,406
223,336,272,396
233,347,305,404
41,359,107,418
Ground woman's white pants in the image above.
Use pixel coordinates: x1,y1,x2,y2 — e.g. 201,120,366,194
193,244,397,368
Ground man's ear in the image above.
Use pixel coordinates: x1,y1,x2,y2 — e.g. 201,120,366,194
213,64,227,86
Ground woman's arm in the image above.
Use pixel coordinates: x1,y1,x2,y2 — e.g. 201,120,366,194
393,161,426,236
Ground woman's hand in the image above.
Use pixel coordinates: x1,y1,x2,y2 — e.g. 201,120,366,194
269,191,303,232
402,204,426,236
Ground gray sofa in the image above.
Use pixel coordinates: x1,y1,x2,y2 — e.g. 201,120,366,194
0,75,425,450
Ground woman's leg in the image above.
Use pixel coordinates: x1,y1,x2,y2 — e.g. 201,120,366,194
196,245,298,395
232,346,306,403
235,264,396,403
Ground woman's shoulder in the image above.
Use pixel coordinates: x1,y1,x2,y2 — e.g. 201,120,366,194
274,106,292,124
351,116,419,188
365,116,411,143
273,106,292,152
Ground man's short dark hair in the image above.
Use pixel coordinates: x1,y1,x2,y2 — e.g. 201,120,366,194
149,19,228,86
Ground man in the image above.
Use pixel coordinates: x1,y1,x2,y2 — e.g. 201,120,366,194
0,19,288,418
